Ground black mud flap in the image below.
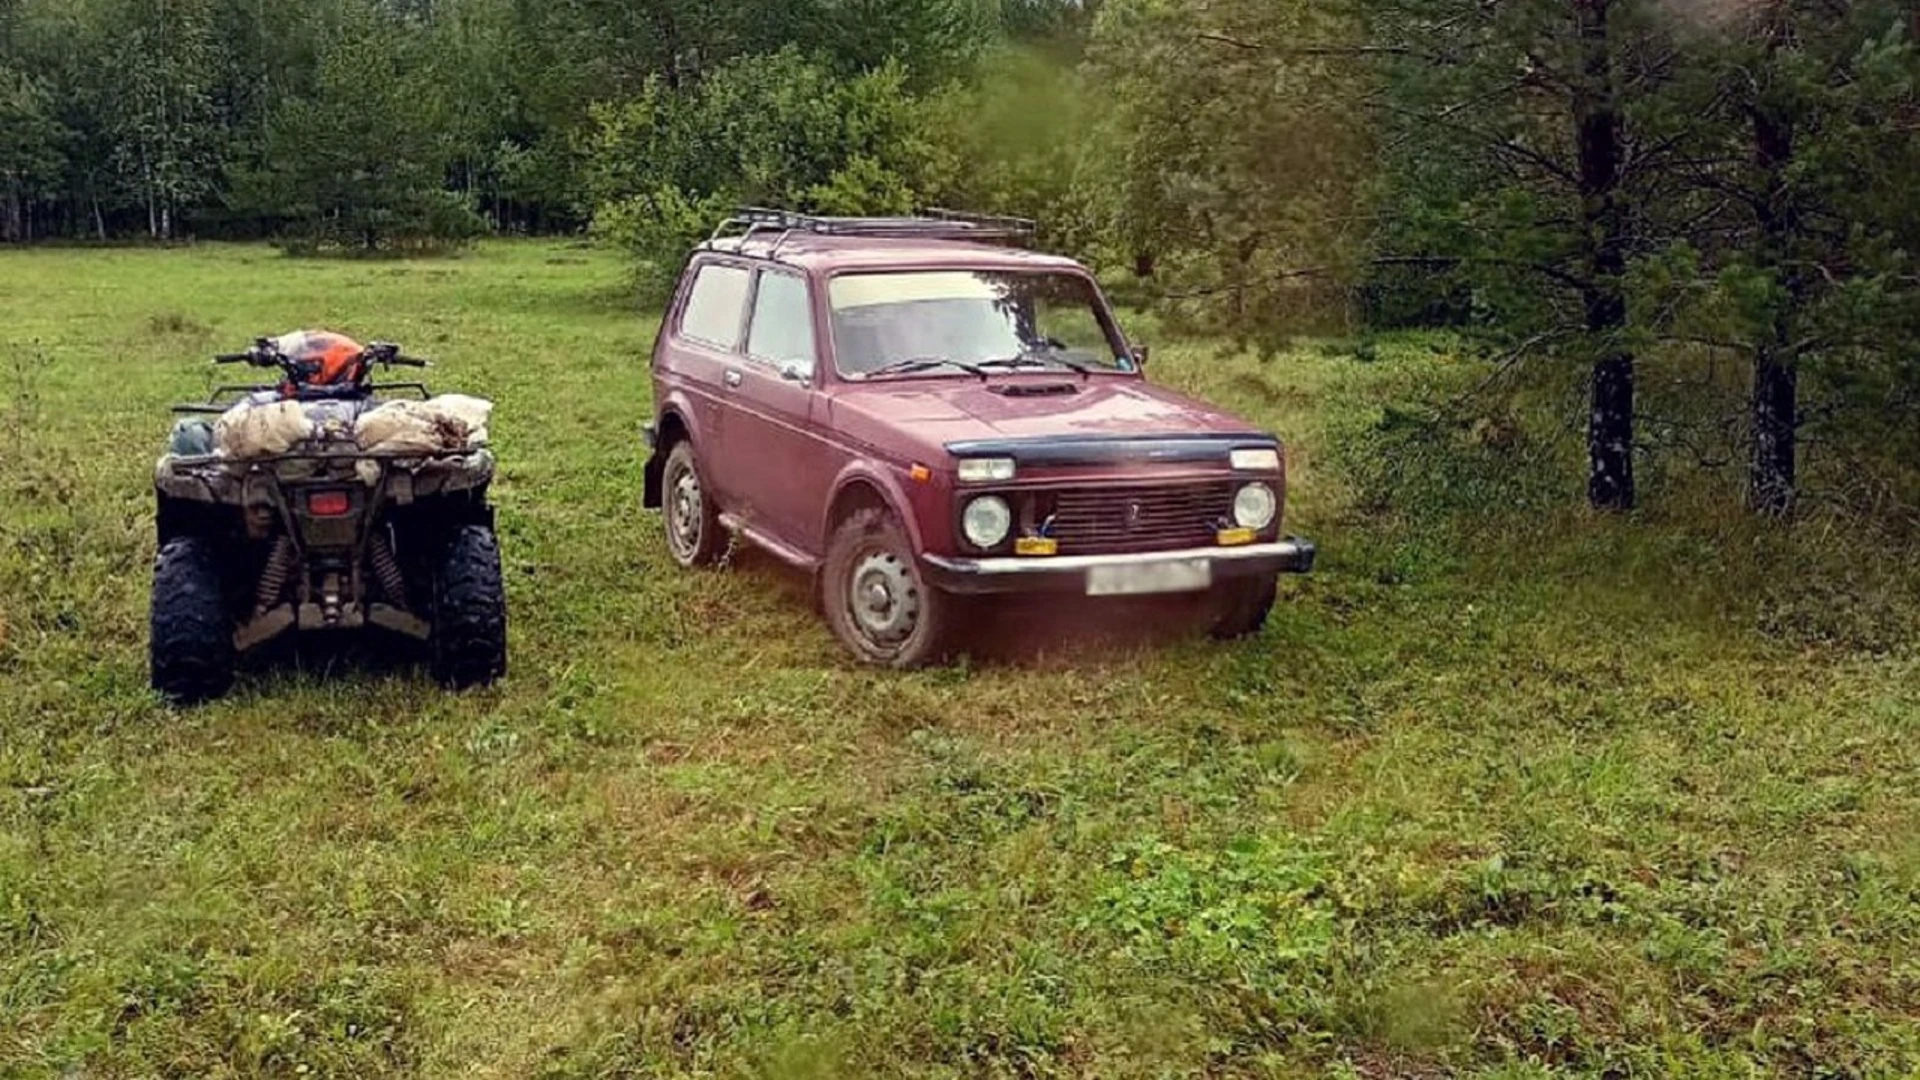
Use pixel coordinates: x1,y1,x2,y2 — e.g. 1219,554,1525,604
642,423,664,509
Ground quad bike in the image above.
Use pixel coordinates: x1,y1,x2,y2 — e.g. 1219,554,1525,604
151,330,506,704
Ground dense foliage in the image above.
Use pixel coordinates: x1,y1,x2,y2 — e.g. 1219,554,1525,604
0,0,1915,514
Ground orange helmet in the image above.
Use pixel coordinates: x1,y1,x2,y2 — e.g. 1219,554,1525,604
270,330,366,388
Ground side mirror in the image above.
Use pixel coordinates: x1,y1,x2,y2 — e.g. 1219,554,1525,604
1130,344,1150,370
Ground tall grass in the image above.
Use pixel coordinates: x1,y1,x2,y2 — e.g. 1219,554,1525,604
1,244,1915,1077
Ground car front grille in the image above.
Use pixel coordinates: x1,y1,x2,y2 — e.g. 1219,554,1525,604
1040,482,1237,555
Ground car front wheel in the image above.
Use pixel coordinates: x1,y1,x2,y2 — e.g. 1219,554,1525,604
1208,573,1278,640
823,507,957,668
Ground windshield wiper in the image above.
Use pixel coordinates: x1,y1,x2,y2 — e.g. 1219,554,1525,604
978,353,1094,379
862,356,988,381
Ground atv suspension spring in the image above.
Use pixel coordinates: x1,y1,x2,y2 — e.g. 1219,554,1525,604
254,536,296,613
369,530,409,610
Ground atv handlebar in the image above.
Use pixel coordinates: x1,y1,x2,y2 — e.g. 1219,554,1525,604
209,339,431,379
361,342,432,369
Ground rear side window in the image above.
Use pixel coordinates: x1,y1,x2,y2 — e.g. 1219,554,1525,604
679,264,751,349
746,271,816,375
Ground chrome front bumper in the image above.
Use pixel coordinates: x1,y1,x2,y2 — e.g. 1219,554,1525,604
921,538,1316,594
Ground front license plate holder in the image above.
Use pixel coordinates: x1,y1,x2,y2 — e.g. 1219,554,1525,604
1086,558,1213,597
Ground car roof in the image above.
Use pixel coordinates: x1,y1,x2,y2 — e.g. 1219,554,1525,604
699,234,1087,275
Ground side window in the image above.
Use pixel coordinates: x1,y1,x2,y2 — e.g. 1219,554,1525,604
746,271,817,376
679,263,751,350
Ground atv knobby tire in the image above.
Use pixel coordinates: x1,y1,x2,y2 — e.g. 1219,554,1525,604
150,536,236,704
430,524,507,689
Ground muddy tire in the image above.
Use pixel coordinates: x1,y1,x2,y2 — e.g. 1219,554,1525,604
662,440,725,568
1208,573,1278,640
430,524,507,689
823,507,957,668
150,536,235,705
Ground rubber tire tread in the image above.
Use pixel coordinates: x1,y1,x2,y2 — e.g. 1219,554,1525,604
150,536,236,704
1209,573,1279,640
822,507,957,669
431,524,508,689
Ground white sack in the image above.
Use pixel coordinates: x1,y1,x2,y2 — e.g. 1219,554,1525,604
354,395,493,455
214,400,315,458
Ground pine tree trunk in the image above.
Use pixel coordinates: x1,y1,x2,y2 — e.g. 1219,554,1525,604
1748,82,1800,517
1750,344,1797,515
1573,0,1633,511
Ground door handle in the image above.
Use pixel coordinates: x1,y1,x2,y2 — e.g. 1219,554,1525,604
724,370,743,389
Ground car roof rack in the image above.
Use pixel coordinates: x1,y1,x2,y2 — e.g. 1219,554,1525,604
709,207,1037,254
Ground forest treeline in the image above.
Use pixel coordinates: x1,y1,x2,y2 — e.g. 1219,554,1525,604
2,0,1917,516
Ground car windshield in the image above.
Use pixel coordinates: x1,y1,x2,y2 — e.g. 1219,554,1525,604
829,270,1128,378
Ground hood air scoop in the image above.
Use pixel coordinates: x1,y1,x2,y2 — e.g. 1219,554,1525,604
988,381,1080,398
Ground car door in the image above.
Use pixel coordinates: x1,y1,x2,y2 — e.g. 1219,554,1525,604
725,267,832,554
668,259,754,508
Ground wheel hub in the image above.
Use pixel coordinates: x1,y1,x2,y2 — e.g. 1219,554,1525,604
669,469,701,554
849,551,919,644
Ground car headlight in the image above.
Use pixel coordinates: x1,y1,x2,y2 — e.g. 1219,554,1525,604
1233,482,1277,531
1230,447,1282,472
956,457,1016,483
962,496,1013,548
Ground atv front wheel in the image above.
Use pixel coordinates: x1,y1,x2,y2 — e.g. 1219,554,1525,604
430,524,508,689
150,536,236,705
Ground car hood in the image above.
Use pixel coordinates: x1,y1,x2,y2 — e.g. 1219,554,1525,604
831,376,1267,459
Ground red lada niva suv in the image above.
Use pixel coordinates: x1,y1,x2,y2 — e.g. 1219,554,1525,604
644,209,1315,666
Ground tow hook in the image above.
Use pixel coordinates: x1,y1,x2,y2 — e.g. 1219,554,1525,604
321,571,343,625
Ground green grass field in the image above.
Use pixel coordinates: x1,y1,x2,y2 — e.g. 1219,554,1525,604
2,241,1916,1078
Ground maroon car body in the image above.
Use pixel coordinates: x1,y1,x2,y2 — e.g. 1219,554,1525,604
644,211,1314,665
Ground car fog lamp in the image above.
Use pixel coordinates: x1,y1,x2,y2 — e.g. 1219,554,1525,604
962,496,1013,548
956,457,1016,483
1233,482,1277,531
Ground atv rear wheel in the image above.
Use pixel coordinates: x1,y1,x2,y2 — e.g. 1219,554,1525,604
430,524,507,689
150,536,236,705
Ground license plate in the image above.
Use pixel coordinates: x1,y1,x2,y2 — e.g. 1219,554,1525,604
1086,558,1213,597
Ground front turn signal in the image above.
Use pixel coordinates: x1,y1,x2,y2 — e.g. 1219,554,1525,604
1216,527,1257,547
1015,536,1059,557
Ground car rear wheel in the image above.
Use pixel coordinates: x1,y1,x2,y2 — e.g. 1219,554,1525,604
151,536,236,705
663,440,724,568
430,524,508,689
1208,573,1278,640
823,507,957,668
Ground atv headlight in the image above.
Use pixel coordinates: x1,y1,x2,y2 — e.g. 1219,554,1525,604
956,457,1016,483
1233,482,1278,531
962,496,1013,549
